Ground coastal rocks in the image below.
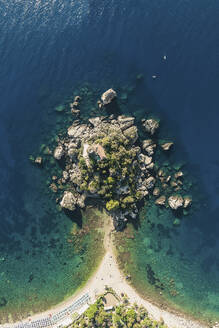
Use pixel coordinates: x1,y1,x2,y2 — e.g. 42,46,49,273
174,171,183,179
71,108,80,116
70,96,81,115
34,156,43,166
77,193,86,208
142,139,156,156
144,176,155,190
69,165,82,185
67,144,78,159
60,191,76,211
118,116,135,131
50,183,58,193
168,195,184,210
184,196,192,208
160,142,173,151
39,88,193,230
89,117,103,127
123,125,138,143
153,187,160,196
54,145,64,160
68,123,88,138
155,195,166,206
101,88,117,105
138,153,152,166
142,118,159,135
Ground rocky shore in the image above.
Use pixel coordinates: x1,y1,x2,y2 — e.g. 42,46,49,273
34,88,192,230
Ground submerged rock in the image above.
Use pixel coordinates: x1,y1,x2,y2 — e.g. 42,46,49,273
55,105,65,112
0,297,7,307
168,195,184,210
101,88,117,105
173,218,181,226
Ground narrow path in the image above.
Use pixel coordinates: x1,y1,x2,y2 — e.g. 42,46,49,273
1,215,210,328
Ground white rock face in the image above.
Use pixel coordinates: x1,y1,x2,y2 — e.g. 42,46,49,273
168,195,184,210
60,191,76,211
54,145,64,160
101,88,117,105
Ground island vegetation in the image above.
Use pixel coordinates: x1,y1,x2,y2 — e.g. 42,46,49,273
70,289,168,328
31,87,192,230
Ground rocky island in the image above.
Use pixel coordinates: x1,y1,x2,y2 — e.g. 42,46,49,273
42,88,192,230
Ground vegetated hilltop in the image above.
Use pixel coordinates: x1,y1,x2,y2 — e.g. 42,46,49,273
72,289,167,328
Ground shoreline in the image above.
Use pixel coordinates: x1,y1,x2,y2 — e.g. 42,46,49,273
1,215,213,328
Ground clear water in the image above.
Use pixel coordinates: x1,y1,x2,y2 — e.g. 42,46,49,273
0,0,219,323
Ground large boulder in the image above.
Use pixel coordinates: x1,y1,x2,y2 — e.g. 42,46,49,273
142,139,156,156
183,196,192,208
155,195,166,206
138,153,152,166
54,145,64,160
77,193,86,208
123,126,138,143
68,124,88,138
145,176,156,190
118,116,135,131
143,119,159,135
161,142,173,151
101,88,117,105
89,117,103,127
168,195,184,210
60,191,76,211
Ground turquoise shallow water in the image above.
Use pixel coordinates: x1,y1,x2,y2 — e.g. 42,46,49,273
132,203,219,323
0,96,105,323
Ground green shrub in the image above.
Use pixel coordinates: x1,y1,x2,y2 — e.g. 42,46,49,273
106,200,120,211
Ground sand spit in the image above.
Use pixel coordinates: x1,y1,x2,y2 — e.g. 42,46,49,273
1,216,212,328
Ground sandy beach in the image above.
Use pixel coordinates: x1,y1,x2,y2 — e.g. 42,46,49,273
2,215,213,328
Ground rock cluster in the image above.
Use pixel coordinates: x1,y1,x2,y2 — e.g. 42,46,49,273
41,89,192,229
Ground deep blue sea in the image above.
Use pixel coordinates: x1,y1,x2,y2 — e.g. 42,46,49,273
0,0,219,323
